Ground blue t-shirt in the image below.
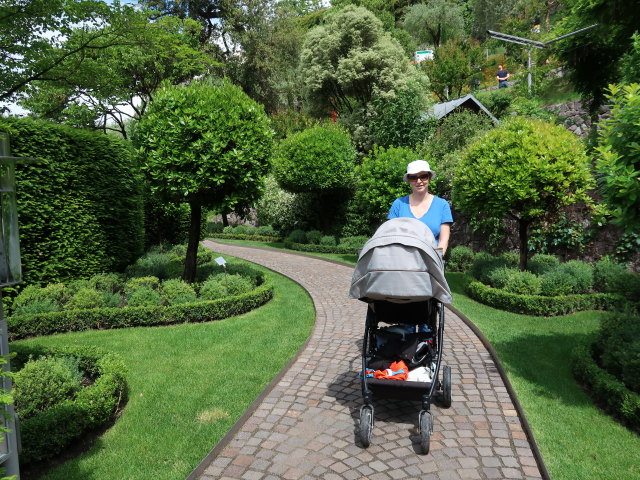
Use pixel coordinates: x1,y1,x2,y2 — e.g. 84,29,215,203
387,195,453,243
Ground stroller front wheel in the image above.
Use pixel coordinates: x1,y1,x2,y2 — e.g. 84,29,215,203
419,410,432,454
359,405,374,448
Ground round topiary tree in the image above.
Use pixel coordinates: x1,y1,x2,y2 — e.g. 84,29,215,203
452,117,595,270
272,125,356,233
136,80,273,282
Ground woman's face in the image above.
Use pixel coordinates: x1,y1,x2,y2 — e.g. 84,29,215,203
407,171,431,193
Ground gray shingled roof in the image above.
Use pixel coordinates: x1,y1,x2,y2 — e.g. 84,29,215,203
429,94,499,124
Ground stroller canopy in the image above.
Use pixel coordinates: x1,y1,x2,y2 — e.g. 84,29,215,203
349,218,452,304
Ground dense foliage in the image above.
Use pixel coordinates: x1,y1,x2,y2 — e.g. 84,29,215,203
453,117,595,270
0,117,144,284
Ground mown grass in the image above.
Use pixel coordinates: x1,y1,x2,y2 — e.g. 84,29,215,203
13,256,314,480
447,273,640,480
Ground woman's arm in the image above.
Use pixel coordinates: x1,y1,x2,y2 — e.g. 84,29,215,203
439,223,451,255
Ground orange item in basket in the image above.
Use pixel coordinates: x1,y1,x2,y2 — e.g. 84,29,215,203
373,360,409,380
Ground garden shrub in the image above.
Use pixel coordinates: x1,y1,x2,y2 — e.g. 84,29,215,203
198,279,227,301
124,252,178,280
86,273,124,293
470,252,515,284
208,273,254,296
124,276,160,294
338,236,369,249
320,235,337,246
540,269,577,297
207,221,224,234
594,257,626,293
612,270,640,303
0,117,144,285
223,226,234,234
255,176,314,234
287,229,307,244
11,284,65,315
487,267,541,295
126,287,163,307
475,88,514,118
447,246,474,272
160,279,197,305
256,225,276,236
66,288,107,310
556,260,594,293
527,254,560,276
306,230,323,245
12,345,127,465
598,313,640,394
233,225,248,235
14,355,83,420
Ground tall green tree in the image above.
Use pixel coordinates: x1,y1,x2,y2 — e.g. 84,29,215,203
453,117,594,270
299,5,416,116
595,83,640,233
0,0,120,106
403,0,466,48
135,80,272,282
20,12,212,138
551,0,640,111
427,38,483,101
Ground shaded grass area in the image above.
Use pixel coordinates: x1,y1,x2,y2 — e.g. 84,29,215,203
13,258,315,480
447,273,640,480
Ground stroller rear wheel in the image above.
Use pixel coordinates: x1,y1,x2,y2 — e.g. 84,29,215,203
441,365,452,408
359,405,374,448
419,410,432,454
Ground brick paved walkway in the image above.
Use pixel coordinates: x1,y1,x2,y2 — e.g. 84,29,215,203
190,241,545,480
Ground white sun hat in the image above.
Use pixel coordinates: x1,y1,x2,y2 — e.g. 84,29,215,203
403,160,436,182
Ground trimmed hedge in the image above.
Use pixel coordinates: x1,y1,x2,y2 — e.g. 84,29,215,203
0,117,144,284
8,281,273,341
11,345,128,465
466,280,624,316
208,233,282,242
573,344,640,432
283,241,360,255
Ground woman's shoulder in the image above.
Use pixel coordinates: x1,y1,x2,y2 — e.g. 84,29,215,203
392,195,410,205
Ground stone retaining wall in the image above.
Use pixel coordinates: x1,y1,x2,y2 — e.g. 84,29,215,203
545,100,611,137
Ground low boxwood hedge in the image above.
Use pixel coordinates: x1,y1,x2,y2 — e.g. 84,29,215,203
283,241,359,255
11,344,127,465
573,343,640,432
208,233,282,242
466,280,624,316
8,281,273,341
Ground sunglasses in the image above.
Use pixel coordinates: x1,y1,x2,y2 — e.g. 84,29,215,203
407,173,431,181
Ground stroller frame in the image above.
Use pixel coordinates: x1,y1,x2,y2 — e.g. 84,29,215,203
358,298,451,454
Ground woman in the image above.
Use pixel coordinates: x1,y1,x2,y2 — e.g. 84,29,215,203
388,160,453,255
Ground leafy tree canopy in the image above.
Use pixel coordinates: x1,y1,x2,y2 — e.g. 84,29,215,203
427,38,483,101
299,5,416,116
595,83,640,233
453,117,594,269
403,0,466,48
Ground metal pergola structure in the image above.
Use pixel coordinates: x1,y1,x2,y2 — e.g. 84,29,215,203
487,24,598,94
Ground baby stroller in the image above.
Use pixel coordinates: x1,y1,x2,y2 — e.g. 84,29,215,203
349,217,453,454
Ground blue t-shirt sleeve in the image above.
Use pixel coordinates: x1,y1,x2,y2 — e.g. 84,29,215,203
440,199,453,224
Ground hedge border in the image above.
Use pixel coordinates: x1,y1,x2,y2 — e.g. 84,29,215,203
8,280,273,341
283,241,359,255
11,345,128,465
466,280,624,316
209,233,282,242
572,343,640,432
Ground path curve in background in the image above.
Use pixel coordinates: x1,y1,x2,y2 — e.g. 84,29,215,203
189,241,546,480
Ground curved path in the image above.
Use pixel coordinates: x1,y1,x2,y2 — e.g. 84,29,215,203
189,241,545,480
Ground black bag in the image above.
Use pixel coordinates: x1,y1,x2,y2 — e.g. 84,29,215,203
372,329,434,369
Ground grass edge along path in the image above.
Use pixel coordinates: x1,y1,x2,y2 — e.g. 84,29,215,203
212,239,640,480
12,254,315,480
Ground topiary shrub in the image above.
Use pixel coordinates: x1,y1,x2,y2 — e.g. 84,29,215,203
207,221,224,234
470,252,515,284
11,284,66,316
612,270,640,303
338,236,369,249
124,276,160,294
447,246,475,272
594,257,626,293
286,229,307,244
86,273,124,293
160,279,197,305
487,267,541,295
14,355,83,420
256,225,276,236
233,225,248,235
320,235,337,246
527,254,560,276
222,225,234,234
66,288,107,310
126,287,163,307
540,269,577,296
198,279,227,301
209,273,254,296
306,230,323,245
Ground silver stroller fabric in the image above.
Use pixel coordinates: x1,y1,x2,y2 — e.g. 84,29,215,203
349,217,452,304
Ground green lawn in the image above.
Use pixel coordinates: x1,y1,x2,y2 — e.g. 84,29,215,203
13,256,314,480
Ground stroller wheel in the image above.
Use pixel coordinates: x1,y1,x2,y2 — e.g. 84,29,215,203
419,410,432,454
441,365,452,408
359,406,374,448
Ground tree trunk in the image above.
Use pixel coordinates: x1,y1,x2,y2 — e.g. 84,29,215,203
518,219,530,271
183,200,202,284
221,212,229,227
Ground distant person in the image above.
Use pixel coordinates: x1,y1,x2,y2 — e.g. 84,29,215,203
496,65,510,88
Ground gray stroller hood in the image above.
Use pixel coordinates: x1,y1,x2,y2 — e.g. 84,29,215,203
349,217,452,304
